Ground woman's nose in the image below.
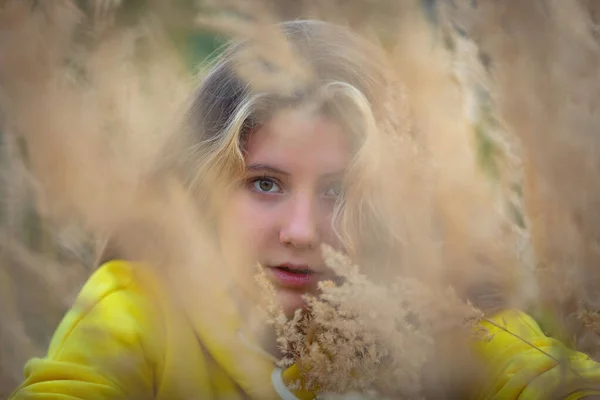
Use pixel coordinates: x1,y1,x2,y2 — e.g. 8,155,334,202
279,194,319,249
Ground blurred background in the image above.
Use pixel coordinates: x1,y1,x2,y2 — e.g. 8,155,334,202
2,0,600,396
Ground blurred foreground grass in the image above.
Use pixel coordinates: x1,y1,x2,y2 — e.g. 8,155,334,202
0,2,224,395
0,0,517,396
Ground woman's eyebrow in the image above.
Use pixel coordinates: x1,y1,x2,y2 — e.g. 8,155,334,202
246,163,290,176
321,170,346,179
246,163,346,179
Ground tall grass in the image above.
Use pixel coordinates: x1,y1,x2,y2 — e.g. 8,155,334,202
1,0,599,397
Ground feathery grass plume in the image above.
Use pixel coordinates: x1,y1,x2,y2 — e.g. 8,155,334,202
195,0,315,96
436,0,600,358
280,0,405,42
259,244,484,398
0,0,238,395
577,304,600,355
385,1,528,316
0,1,89,394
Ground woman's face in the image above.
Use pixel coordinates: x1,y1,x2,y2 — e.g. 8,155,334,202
219,108,351,316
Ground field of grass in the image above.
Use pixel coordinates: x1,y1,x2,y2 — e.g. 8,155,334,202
2,0,600,397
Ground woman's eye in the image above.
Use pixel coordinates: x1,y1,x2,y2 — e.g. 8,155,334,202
324,182,342,197
252,178,281,193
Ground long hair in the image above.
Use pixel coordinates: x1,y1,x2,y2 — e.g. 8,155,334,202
180,20,400,265
102,19,511,314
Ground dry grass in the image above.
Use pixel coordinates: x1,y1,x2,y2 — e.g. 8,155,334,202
258,244,483,398
436,0,600,358
1,0,600,398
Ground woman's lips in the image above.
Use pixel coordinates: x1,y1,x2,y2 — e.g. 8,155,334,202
266,264,318,289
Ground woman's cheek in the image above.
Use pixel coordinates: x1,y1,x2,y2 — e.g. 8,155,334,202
319,204,342,249
229,193,276,250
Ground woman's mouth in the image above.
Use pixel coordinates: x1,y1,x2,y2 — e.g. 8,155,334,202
267,264,318,289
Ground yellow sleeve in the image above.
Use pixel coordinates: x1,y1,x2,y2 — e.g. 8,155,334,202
473,309,600,400
9,261,162,400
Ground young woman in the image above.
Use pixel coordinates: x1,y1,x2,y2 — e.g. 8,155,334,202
9,20,600,400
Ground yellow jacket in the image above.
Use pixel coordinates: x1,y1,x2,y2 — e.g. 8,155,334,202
9,260,600,399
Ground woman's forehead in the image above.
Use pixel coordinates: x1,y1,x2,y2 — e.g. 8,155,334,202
244,108,351,174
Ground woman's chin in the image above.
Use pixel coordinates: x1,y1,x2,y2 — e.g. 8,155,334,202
277,289,309,318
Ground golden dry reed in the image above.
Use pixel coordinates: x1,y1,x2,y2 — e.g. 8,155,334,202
1,0,599,398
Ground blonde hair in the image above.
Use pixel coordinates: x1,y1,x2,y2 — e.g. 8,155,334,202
181,20,398,263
